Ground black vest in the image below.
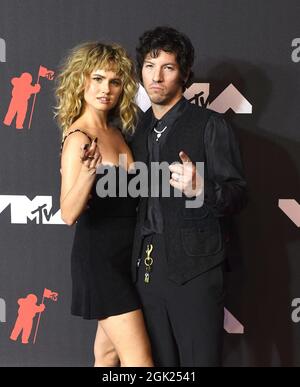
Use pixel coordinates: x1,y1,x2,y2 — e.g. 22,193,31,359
130,103,226,285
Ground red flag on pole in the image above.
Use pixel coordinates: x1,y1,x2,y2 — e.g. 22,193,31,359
33,288,59,344
28,65,55,129
38,65,55,80
43,288,58,301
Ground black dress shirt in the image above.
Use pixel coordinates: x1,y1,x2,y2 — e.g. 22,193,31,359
141,97,247,236
141,98,188,236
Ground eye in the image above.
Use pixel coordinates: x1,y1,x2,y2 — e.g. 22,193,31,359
92,77,103,82
111,79,121,86
144,64,153,68
165,66,174,71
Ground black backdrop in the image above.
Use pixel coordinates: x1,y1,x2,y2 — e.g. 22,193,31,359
0,0,300,366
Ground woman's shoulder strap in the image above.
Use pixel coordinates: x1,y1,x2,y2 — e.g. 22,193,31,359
60,129,92,152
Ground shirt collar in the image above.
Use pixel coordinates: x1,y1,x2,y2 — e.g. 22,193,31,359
150,97,188,129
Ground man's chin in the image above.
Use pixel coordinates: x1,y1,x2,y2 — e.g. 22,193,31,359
148,95,168,105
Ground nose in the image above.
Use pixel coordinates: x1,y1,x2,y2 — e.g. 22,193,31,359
101,80,110,94
152,67,163,83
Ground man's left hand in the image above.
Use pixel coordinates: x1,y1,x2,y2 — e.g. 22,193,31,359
169,151,203,198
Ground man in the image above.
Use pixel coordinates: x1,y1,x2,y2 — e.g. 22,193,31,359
130,26,247,367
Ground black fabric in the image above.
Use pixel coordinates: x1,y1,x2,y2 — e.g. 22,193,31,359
70,166,141,320
141,98,188,236
130,101,247,284
136,233,225,366
203,114,248,216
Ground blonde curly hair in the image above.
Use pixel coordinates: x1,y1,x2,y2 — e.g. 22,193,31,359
54,41,138,135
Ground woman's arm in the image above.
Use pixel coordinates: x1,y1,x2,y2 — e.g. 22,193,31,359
60,133,101,225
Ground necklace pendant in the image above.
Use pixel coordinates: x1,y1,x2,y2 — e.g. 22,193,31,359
154,125,167,142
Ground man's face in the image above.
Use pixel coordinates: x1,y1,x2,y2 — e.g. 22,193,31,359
142,50,184,106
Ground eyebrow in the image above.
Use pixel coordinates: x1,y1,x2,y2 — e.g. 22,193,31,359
91,73,121,80
144,60,177,66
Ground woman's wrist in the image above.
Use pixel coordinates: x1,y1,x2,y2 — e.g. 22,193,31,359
79,164,97,180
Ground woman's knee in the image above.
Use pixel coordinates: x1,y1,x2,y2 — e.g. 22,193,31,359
119,345,153,367
94,345,119,367
120,354,153,367
98,310,154,367
94,324,119,367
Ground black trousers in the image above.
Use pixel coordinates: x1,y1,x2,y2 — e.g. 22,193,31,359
136,234,225,367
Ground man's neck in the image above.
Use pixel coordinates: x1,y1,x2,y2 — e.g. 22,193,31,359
152,95,183,119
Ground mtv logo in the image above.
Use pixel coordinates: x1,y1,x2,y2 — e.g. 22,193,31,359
183,83,210,107
0,195,65,224
184,83,252,114
0,38,6,63
136,83,252,114
224,308,244,334
135,84,151,112
278,199,300,227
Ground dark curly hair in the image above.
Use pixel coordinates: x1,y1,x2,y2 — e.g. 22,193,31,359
136,26,194,88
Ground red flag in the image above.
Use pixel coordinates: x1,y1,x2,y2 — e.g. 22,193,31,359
43,288,58,301
28,65,54,129
38,65,54,80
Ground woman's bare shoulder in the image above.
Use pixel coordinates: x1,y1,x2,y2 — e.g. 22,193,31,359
61,125,93,152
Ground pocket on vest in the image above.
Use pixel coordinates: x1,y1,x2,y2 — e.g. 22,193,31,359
181,218,222,256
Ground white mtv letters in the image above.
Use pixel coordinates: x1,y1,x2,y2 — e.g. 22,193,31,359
0,195,65,224
0,38,6,62
0,298,6,323
184,83,252,114
136,83,252,114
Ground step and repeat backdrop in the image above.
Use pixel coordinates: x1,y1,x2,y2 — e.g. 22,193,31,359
0,0,299,367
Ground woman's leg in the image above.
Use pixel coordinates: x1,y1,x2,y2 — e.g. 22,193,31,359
100,309,153,367
94,321,119,367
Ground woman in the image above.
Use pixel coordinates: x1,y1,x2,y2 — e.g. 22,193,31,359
55,42,153,367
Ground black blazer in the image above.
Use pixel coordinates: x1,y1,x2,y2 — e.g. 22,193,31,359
130,102,247,285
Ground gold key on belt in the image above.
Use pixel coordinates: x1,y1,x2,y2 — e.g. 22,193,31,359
144,244,154,284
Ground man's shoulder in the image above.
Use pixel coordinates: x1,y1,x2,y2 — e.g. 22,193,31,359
182,101,219,122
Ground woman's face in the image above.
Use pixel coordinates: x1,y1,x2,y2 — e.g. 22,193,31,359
83,68,123,113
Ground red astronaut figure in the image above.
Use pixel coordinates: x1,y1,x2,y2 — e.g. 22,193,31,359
10,294,45,344
3,72,40,129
